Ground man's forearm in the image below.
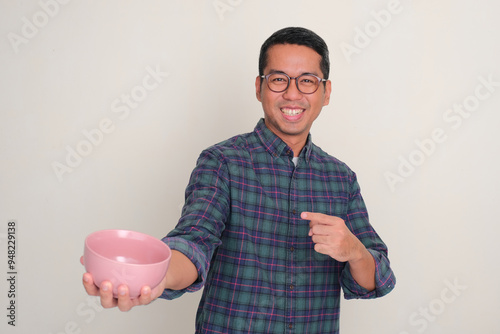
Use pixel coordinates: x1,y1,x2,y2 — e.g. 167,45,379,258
164,250,198,291
348,247,376,291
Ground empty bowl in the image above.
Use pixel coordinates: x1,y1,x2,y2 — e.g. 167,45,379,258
83,229,171,298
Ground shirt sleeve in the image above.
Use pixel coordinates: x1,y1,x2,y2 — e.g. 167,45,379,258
340,171,396,300
159,149,230,300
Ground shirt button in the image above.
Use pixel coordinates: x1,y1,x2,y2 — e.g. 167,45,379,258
292,209,296,215
290,285,294,290
288,323,293,329
289,246,295,252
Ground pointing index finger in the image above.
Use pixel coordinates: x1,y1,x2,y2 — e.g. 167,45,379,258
301,212,344,227
301,212,326,232
301,211,327,221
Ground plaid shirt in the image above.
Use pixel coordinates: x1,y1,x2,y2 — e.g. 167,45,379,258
161,119,395,333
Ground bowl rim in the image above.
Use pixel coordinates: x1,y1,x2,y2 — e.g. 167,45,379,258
84,229,171,267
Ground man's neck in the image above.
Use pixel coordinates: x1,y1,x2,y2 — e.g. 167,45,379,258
282,136,306,157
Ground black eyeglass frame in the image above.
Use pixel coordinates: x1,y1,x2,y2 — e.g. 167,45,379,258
260,71,327,94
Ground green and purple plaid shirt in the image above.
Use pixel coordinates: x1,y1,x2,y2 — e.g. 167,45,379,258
161,119,395,333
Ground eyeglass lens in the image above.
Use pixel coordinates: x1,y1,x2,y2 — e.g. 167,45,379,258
267,73,320,94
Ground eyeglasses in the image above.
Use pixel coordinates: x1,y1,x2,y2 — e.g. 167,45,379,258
260,71,327,94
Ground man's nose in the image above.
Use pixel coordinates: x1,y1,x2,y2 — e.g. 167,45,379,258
282,78,303,99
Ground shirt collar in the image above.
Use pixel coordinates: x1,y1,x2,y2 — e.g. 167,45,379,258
254,118,313,162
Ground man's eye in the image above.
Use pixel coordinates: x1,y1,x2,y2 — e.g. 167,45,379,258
300,77,315,84
271,77,287,83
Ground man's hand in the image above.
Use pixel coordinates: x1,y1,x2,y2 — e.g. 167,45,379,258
301,211,376,291
80,250,198,312
302,211,363,262
80,256,166,312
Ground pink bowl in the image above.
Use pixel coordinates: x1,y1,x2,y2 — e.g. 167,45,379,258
83,229,171,298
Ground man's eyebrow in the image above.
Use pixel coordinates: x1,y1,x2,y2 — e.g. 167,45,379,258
266,69,321,76
266,69,284,75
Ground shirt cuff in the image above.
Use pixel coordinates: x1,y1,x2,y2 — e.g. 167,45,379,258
158,237,207,300
341,249,396,300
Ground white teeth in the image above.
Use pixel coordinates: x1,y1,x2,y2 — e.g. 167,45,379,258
281,108,303,116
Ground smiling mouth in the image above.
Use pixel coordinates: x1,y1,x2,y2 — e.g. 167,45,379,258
280,107,305,116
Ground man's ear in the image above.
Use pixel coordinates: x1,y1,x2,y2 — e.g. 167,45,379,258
255,76,262,102
323,80,332,106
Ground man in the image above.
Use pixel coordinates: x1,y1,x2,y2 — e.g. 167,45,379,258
83,27,395,333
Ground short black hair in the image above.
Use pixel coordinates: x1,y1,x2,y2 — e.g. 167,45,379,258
258,27,330,79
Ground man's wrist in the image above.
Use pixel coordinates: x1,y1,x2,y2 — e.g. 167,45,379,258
348,243,370,267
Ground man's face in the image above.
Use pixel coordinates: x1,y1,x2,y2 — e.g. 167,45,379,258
255,44,332,150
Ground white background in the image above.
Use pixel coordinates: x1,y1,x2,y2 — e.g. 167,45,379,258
1,0,499,333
